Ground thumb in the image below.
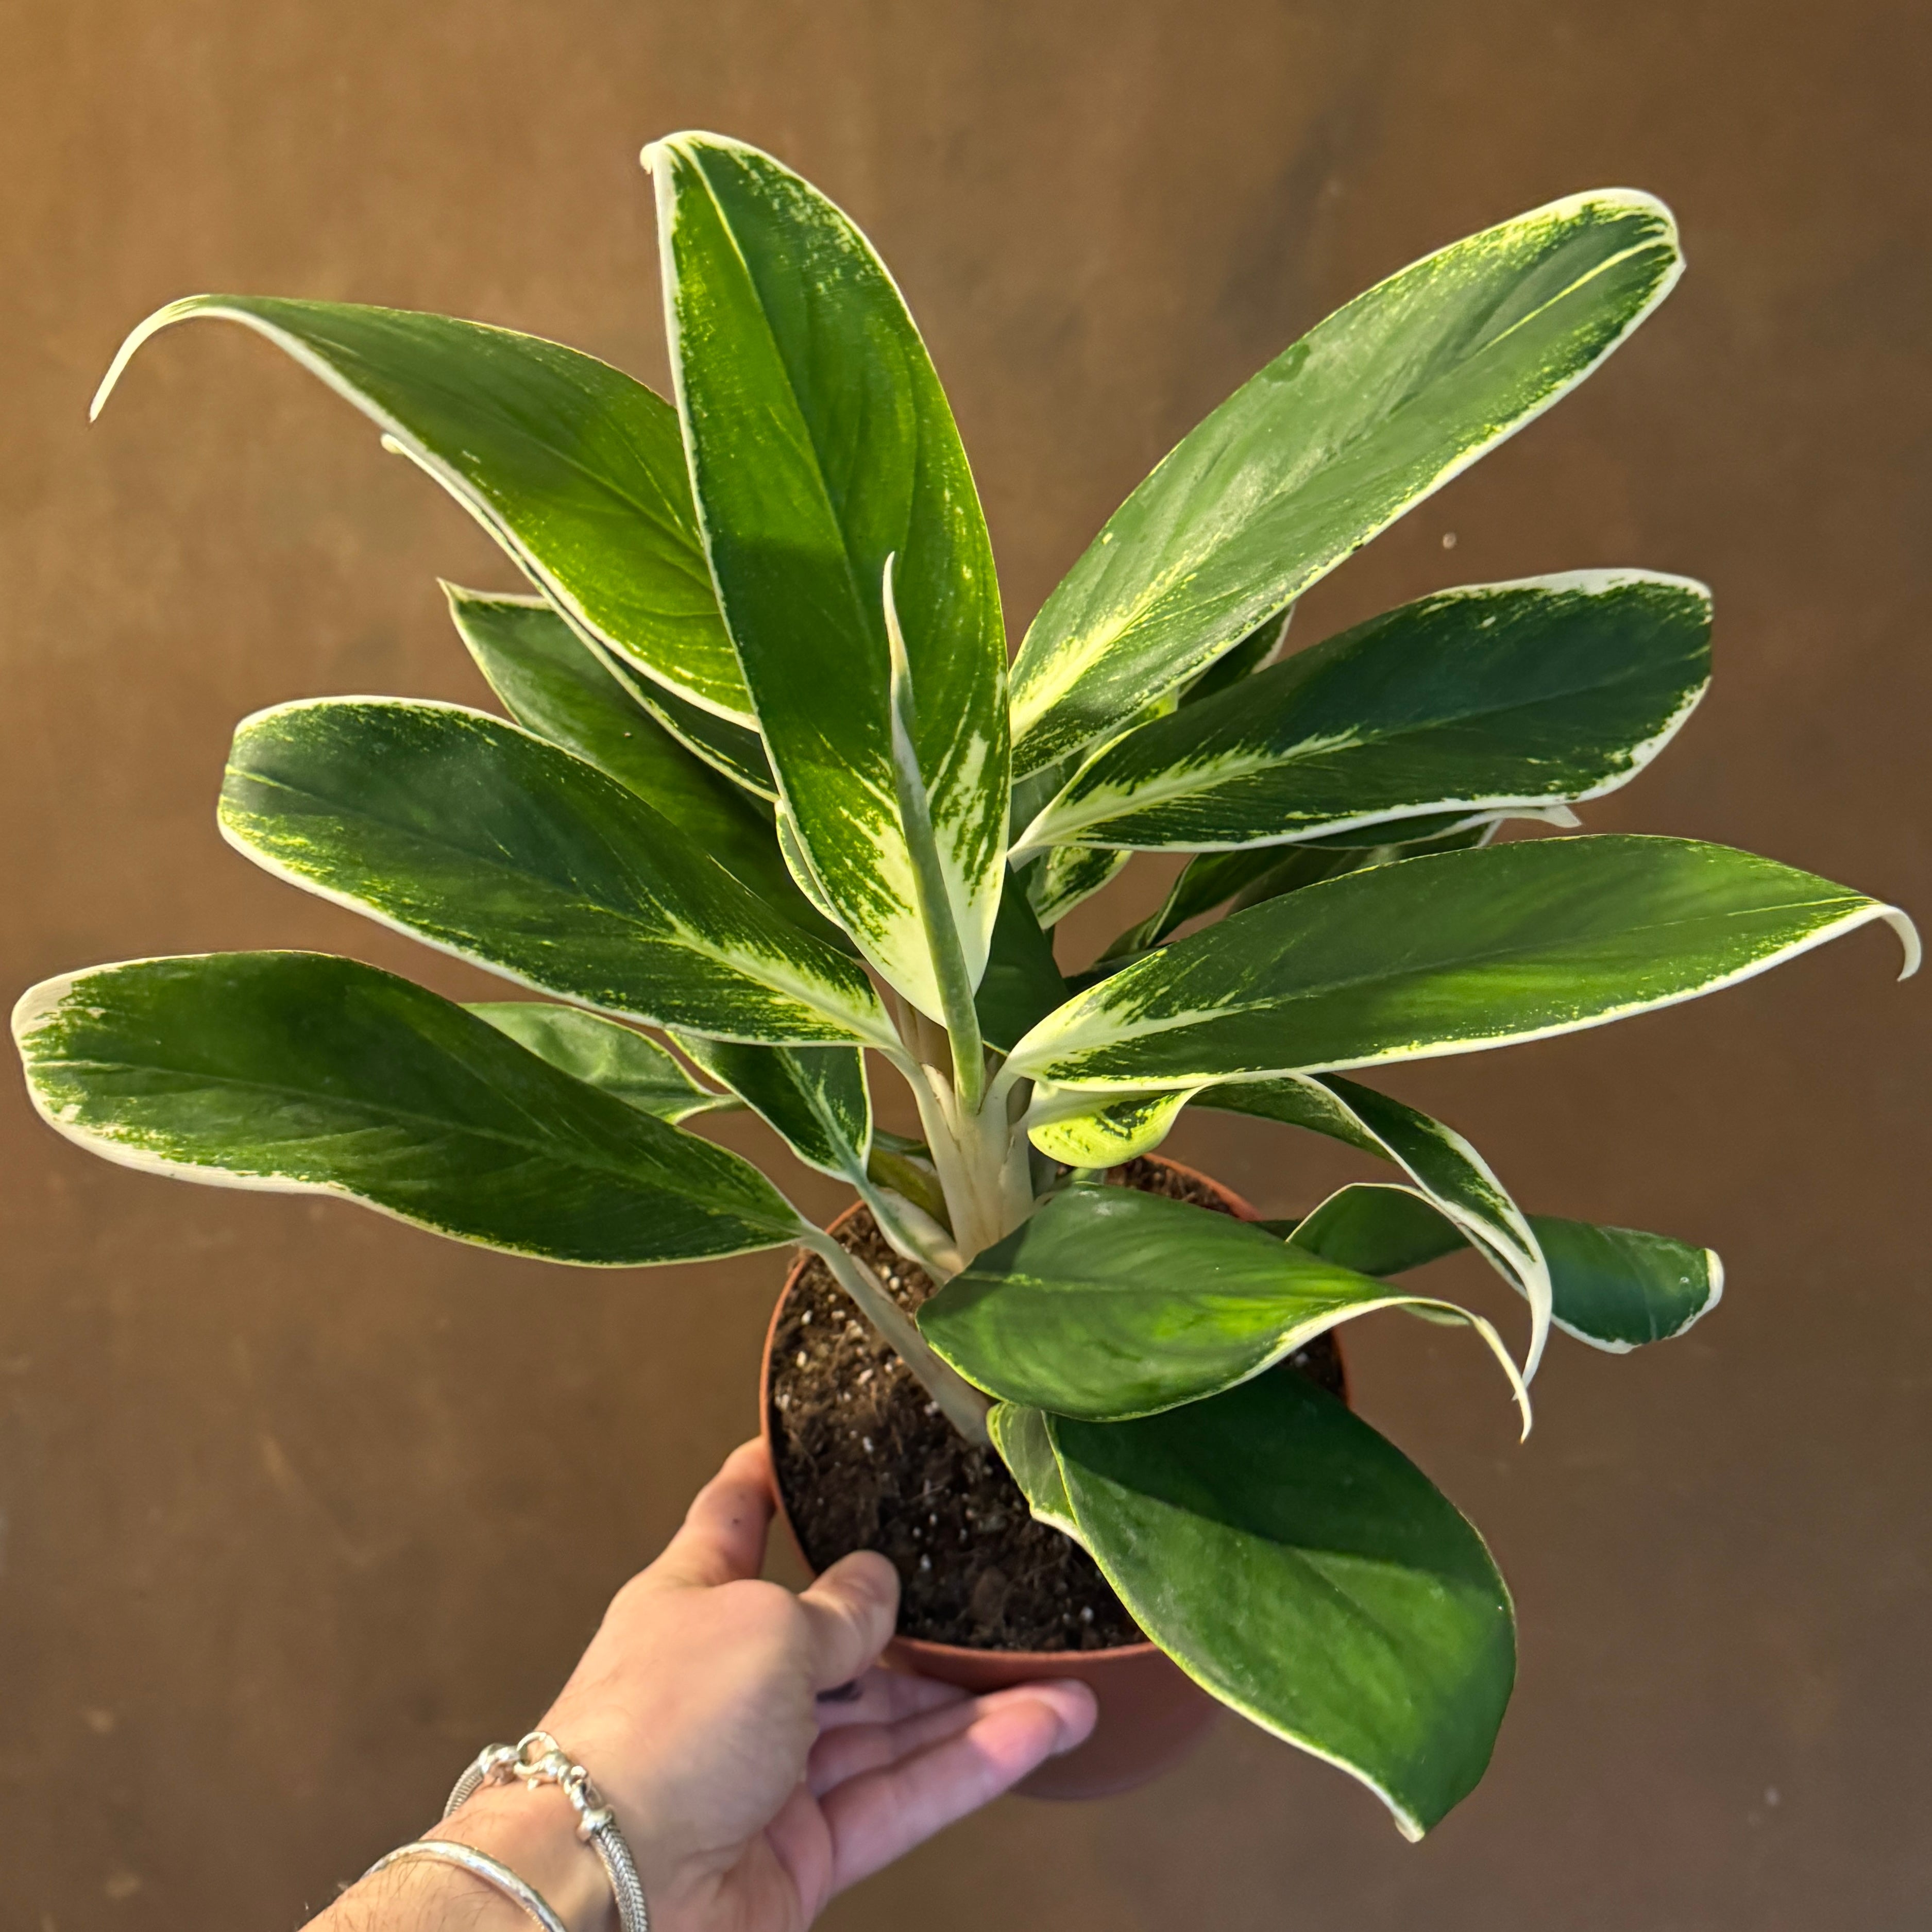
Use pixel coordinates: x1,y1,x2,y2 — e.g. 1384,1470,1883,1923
798,1551,900,1692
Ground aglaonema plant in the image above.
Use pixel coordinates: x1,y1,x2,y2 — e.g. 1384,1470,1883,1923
18,132,1917,1839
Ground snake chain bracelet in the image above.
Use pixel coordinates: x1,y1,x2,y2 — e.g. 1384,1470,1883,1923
362,1729,647,1932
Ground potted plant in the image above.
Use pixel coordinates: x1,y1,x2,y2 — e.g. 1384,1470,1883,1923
16,131,1915,1840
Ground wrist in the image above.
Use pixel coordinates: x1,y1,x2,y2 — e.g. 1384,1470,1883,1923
434,1784,620,1932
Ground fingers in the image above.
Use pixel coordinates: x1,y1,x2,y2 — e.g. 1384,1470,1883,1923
808,1683,985,1793
797,1549,900,1691
650,1439,776,1588
820,1681,1098,1892
815,1667,968,1734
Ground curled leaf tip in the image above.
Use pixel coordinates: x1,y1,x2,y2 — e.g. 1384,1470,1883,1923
1883,907,1921,980
89,295,238,423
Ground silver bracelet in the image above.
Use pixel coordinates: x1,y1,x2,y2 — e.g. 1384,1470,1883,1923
442,1730,649,1932
362,1840,569,1932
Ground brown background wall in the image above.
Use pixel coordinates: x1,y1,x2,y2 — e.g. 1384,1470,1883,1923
3,2,1927,1926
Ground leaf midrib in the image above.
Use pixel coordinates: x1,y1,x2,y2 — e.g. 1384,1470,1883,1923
1055,648,1703,836
1065,892,1854,1049
1021,221,1670,710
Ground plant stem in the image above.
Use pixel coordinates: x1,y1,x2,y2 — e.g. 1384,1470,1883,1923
799,1228,992,1445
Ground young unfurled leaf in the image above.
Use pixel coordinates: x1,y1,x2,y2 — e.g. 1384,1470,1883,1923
466,1002,737,1124
1050,1374,1516,1838
14,954,806,1263
1005,836,1918,1092
669,1035,871,1183
649,133,1009,1018
94,298,753,722
1018,572,1711,854
220,699,893,1047
446,587,846,947
921,1187,1527,1427
1007,192,1684,773
1287,1184,1723,1351
1025,1086,1206,1166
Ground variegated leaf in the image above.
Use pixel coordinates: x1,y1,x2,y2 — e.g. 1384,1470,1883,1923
446,587,839,941
220,699,893,1047
649,133,1009,1018
14,954,806,1264
1287,1184,1724,1351
94,298,753,721
1007,192,1683,774
986,1402,1083,1542
1216,1074,1552,1380
1101,819,1495,961
1004,836,1917,1093
1024,844,1131,928
1178,608,1291,706
1025,1086,1206,1167
467,1002,737,1124
669,1034,870,1183
1049,1374,1515,1839
1018,573,1711,854
921,1186,1527,1425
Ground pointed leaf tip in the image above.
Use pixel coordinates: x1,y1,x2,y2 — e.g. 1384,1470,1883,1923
91,296,200,421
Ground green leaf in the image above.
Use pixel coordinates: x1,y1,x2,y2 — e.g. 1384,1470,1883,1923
1024,844,1131,928
1005,835,1918,1091
1225,1072,1552,1379
221,699,893,1048
1531,1215,1723,1349
1289,1187,1723,1351
446,586,845,947
986,1402,1082,1541
1197,1069,1387,1154
466,1001,737,1124
1007,190,1683,774
1104,845,1368,960
1100,818,1493,960
1284,1183,1469,1278
921,1187,1526,1426
13,954,806,1264
1178,608,1290,706
1050,1372,1515,1838
617,674,778,802
1019,572,1711,853
974,871,1070,1054
95,298,753,722
668,1035,870,1182
649,132,1009,1017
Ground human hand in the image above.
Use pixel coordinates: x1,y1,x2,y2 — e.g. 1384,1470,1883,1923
321,1438,1096,1932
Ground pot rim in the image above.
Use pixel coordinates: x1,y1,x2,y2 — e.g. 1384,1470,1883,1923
758,1153,1262,1671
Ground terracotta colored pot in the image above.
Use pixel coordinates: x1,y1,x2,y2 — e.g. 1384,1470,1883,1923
758,1155,1347,1802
